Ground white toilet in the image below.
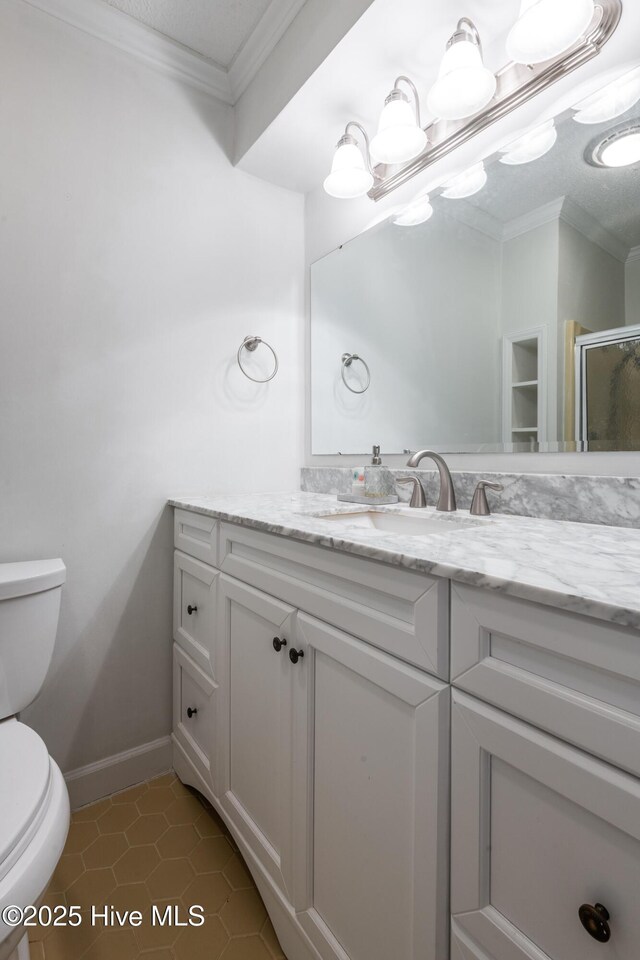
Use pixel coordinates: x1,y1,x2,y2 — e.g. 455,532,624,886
0,560,70,960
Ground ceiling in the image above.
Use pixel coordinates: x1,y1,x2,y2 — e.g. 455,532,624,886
461,104,640,252
104,0,273,67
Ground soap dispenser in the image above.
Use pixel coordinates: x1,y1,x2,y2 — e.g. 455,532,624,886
364,445,396,500
337,445,399,504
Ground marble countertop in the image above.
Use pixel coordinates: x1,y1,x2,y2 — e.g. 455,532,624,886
169,493,640,630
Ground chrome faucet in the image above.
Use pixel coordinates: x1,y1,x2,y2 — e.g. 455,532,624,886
405,450,457,512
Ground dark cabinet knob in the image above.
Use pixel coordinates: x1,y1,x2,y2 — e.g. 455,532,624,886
186,707,198,718
187,604,198,615
273,636,287,653
579,903,611,942
289,648,305,665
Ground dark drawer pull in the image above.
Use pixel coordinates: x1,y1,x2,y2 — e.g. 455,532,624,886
579,903,611,942
273,636,287,653
187,604,198,616
289,648,305,665
186,707,198,719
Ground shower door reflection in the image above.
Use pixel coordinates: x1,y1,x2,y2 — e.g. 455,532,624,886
576,325,640,451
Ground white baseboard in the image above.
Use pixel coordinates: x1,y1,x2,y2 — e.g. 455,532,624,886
64,735,173,809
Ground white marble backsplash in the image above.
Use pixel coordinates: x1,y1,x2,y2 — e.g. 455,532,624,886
300,468,640,528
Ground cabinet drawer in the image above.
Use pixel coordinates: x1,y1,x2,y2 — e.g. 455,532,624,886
451,584,640,776
173,644,217,794
219,521,449,680
174,509,218,566
451,690,640,960
173,551,217,677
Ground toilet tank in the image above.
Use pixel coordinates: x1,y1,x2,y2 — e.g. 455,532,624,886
0,559,66,719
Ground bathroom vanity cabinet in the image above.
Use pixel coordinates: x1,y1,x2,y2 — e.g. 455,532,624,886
171,506,640,960
449,584,640,960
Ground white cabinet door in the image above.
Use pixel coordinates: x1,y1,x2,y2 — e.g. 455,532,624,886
216,574,296,902
292,613,450,960
451,690,640,960
173,550,217,678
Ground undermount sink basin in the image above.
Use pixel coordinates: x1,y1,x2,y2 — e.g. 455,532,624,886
318,510,478,536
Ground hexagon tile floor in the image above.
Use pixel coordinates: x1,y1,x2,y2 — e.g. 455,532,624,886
28,773,287,960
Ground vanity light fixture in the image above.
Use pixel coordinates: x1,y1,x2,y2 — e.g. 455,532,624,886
506,0,594,66
392,193,434,226
587,124,640,168
499,119,557,165
441,161,488,199
325,0,620,203
427,19,496,122
370,77,427,165
573,67,640,124
323,122,376,198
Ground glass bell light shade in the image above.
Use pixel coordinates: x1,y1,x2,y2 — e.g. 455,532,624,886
370,93,427,165
427,34,496,121
573,68,640,125
393,193,434,226
506,0,594,66
323,135,374,199
441,161,488,198
499,119,557,165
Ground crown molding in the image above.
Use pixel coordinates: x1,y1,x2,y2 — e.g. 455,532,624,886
502,198,565,242
20,0,306,105
560,197,629,263
23,0,233,101
228,0,308,102
627,245,640,264
501,196,630,262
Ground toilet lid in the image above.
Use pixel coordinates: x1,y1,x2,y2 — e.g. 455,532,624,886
0,720,51,869
0,559,66,601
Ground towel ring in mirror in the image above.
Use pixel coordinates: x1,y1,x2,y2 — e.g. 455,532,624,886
341,353,371,394
237,336,279,383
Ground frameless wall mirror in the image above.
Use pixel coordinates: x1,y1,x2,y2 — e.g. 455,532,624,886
310,69,640,454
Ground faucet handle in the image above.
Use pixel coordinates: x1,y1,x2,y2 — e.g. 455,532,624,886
396,476,427,509
470,481,504,517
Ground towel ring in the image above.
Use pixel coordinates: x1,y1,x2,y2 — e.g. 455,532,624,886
341,353,371,394
237,336,279,383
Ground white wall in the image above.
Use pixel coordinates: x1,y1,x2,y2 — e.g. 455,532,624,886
0,0,304,775
500,221,560,441
558,222,626,334
235,0,375,165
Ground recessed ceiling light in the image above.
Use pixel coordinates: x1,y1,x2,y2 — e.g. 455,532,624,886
441,162,488,199
499,120,557,165
573,67,640,125
587,124,640,168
